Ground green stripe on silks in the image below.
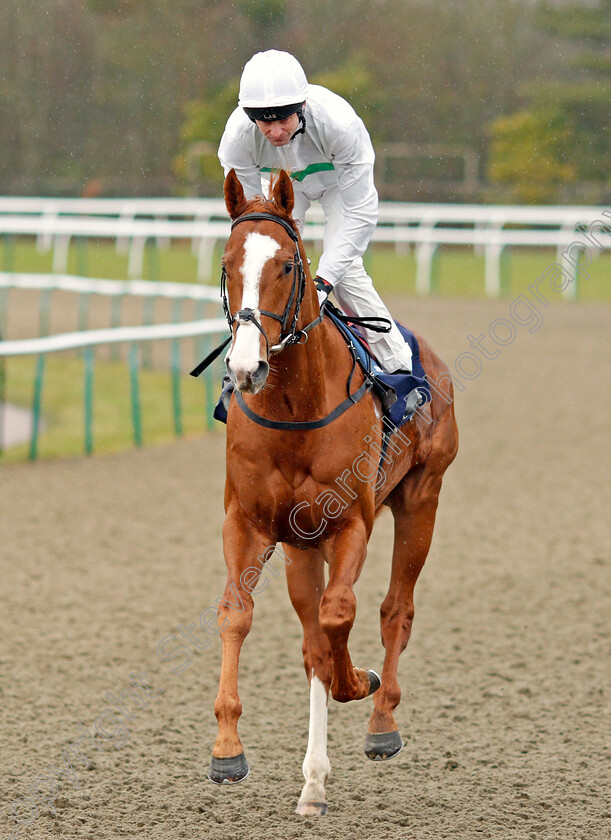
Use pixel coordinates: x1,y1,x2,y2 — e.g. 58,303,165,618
260,163,335,182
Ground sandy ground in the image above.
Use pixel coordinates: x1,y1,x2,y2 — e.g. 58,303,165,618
1,295,609,840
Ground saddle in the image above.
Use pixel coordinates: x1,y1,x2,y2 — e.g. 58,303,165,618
212,303,431,429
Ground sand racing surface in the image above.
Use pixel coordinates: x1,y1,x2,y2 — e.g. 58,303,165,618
1,295,609,840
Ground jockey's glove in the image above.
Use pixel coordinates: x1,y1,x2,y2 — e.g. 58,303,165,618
314,276,333,308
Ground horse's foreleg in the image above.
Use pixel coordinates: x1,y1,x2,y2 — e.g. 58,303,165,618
297,673,331,816
320,519,378,703
365,474,441,760
209,516,272,784
285,547,332,816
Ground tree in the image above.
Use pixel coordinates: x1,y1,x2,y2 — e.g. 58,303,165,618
487,0,610,203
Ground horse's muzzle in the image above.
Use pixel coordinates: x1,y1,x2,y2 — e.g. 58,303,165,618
226,358,269,394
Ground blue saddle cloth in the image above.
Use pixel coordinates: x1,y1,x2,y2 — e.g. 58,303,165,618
213,310,431,429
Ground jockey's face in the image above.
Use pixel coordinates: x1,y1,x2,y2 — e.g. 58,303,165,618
255,112,300,146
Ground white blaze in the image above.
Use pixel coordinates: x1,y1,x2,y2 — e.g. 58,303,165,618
229,232,280,373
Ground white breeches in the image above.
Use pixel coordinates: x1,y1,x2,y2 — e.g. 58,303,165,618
312,189,413,373
331,261,413,373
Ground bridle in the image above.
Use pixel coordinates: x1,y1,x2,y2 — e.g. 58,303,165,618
189,209,324,380
222,211,322,356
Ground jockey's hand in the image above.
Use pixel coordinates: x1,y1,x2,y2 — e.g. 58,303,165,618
315,276,333,308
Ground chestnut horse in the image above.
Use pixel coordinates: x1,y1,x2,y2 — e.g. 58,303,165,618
208,169,458,815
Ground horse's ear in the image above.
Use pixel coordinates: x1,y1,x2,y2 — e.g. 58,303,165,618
271,170,295,218
224,169,246,220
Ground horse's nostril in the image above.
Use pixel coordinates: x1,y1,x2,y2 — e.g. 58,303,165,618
252,361,269,384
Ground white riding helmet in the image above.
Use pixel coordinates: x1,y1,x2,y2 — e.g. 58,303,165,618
239,50,308,128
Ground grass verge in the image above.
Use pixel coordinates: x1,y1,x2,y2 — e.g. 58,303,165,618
0,353,223,463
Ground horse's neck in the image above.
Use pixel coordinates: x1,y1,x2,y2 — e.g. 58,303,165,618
263,291,338,417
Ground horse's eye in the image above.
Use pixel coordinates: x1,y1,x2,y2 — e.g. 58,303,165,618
283,262,293,275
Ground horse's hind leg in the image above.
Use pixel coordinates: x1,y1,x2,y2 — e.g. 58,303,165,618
284,546,332,816
365,467,443,760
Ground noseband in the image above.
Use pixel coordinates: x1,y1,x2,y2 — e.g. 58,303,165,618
222,212,311,355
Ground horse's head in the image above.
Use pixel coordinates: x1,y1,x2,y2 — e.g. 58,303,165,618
222,169,307,394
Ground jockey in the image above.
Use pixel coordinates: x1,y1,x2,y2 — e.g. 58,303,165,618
218,49,413,375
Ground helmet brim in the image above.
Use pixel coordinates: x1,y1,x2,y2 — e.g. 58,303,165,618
243,102,305,123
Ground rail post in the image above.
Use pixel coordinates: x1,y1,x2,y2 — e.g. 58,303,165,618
29,355,45,461
129,343,142,448
84,347,95,455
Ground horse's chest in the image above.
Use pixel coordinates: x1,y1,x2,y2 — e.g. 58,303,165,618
227,444,375,541
231,457,335,508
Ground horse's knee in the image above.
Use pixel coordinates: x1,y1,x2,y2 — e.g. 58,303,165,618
319,587,356,638
217,593,254,639
380,598,414,649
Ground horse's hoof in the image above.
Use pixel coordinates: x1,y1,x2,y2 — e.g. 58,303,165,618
295,800,328,816
208,752,250,784
364,730,403,761
366,669,381,696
